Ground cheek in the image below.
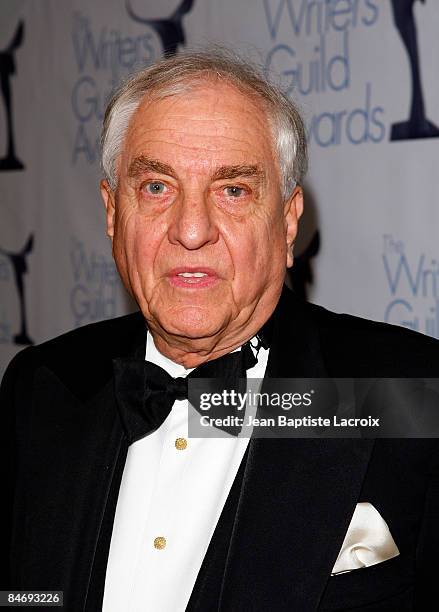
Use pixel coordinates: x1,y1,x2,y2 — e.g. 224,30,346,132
115,211,163,287
234,211,286,262
133,223,165,279
227,218,286,287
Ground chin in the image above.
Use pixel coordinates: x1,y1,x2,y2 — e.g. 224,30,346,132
159,306,226,340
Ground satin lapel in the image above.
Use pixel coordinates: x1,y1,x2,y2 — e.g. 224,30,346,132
219,288,375,611
20,373,125,610
16,312,147,611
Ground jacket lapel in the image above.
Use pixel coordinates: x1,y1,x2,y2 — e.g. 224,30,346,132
16,313,147,610
218,287,375,611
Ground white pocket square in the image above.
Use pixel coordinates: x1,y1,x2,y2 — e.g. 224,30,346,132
331,502,400,575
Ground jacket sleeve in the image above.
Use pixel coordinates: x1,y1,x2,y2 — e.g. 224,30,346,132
0,348,32,589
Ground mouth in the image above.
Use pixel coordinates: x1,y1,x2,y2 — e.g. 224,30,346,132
167,267,219,289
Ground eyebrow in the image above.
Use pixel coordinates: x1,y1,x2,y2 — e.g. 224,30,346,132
128,156,177,180
211,165,265,184
127,156,265,185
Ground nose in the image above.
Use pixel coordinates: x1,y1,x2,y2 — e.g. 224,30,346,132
167,190,219,250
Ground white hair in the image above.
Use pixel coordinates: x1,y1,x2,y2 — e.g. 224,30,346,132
101,48,307,200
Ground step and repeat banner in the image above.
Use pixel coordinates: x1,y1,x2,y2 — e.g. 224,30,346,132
1,0,439,375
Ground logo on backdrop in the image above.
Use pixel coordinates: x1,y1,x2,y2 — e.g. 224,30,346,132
71,10,155,165
69,237,123,327
390,0,439,140
0,20,25,171
263,0,438,147
0,235,34,345
382,235,439,339
126,0,195,56
263,0,384,147
70,1,195,166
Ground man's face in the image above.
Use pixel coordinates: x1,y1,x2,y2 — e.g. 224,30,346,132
101,82,303,359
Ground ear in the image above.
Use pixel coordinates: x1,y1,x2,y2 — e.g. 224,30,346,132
284,185,304,268
100,179,116,240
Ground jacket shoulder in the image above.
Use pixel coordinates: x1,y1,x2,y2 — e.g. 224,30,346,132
33,310,145,358
307,300,439,375
1,311,146,394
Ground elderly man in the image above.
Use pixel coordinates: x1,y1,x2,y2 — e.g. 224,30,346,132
1,49,439,612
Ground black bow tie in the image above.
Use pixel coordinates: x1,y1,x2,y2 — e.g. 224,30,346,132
113,338,263,443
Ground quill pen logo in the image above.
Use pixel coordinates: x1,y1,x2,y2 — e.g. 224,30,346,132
0,20,25,170
390,0,439,140
126,0,195,56
0,235,34,345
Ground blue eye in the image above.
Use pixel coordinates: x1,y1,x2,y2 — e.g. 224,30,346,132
145,181,166,194
224,186,245,197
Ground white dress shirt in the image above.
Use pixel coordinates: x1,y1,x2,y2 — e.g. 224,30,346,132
103,332,269,612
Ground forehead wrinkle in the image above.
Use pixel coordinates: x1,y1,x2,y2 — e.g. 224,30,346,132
129,137,273,165
133,124,269,144
129,135,267,162
132,108,270,144
125,92,277,182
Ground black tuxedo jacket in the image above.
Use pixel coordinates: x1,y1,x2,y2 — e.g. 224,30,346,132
1,286,439,611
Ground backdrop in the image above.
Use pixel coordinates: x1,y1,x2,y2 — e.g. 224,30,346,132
1,0,439,375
